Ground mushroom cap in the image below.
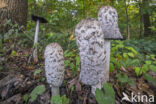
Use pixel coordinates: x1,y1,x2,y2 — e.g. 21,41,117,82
44,43,64,87
31,15,48,23
75,18,106,85
98,6,123,40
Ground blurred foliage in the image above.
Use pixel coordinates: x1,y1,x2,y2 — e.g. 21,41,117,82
111,39,156,77
51,95,69,104
25,0,156,39
30,85,46,102
95,83,115,104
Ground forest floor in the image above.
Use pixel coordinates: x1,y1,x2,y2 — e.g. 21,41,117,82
0,43,156,104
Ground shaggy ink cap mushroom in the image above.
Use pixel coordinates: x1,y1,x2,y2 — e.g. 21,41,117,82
75,18,106,91
98,6,123,40
31,15,48,23
44,43,65,97
31,15,48,63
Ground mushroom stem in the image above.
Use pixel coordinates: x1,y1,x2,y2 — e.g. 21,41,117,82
104,40,110,82
51,86,59,97
91,83,102,95
33,20,40,63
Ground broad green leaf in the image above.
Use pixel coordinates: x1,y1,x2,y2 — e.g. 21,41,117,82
24,93,29,102
123,53,128,59
95,83,115,104
64,60,70,67
110,57,120,69
126,47,138,55
70,63,75,70
127,52,134,58
142,64,149,73
34,69,42,76
30,85,45,102
51,94,69,104
150,65,156,72
95,88,105,104
145,61,152,65
62,95,69,104
144,74,156,86
135,67,141,76
11,50,17,56
116,73,128,83
51,95,62,104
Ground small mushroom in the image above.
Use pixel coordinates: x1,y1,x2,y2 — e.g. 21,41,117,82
75,18,106,94
44,43,64,97
32,15,48,63
98,6,123,83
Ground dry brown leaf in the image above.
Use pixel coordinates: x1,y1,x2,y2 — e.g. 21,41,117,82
75,80,81,91
68,76,79,89
120,66,127,72
114,84,122,97
83,94,87,104
0,2,8,8
65,69,72,79
26,66,34,70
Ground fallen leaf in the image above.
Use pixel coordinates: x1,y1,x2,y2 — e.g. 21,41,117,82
76,80,81,91
0,2,8,8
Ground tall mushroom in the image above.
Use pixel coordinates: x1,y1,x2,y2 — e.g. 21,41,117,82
44,43,65,97
98,6,123,82
75,18,106,94
32,15,48,63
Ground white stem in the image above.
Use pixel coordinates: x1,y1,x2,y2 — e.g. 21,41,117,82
91,83,102,95
33,20,40,62
51,86,59,97
104,40,110,82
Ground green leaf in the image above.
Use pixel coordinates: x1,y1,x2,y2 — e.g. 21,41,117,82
144,74,156,86
95,88,105,104
30,85,45,102
110,63,115,72
131,59,140,67
145,61,151,65
142,64,149,73
128,79,134,86
64,51,74,57
34,69,42,76
135,67,141,76
50,94,69,104
24,93,29,102
116,73,128,83
126,47,138,55
0,66,3,71
150,65,156,72
70,63,75,70
64,60,70,67
127,52,134,58
76,55,80,67
95,83,115,104
110,57,120,69
51,95,62,104
11,50,17,56
123,53,128,59
62,95,69,104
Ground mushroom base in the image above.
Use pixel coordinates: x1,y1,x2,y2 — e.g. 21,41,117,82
51,86,59,97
